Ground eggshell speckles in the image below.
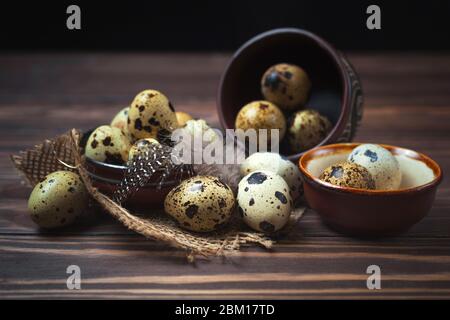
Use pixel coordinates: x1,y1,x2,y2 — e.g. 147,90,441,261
164,176,235,232
287,109,332,153
27,171,88,228
128,89,179,141
261,63,311,111
320,162,376,189
277,158,304,200
240,152,303,200
235,101,286,145
348,144,402,190
85,125,131,164
237,170,292,233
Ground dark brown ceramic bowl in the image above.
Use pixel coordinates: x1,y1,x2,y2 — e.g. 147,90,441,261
80,130,186,207
299,143,443,237
217,28,363,162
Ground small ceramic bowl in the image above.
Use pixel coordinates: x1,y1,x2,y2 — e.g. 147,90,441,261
299,143,443,237
80,130,187,207
217,28,364,162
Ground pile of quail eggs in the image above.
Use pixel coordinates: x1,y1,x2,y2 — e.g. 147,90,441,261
319,143,402,190
27,89,201,229
26,88,238,233
26,88,303,236
85,89,196,166
163,151,302,234
235,63,332,153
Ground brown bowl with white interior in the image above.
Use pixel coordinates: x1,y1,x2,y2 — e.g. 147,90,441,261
299,143,443,237
217,28,363,162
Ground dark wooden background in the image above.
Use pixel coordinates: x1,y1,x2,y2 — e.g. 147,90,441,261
0,53,449,299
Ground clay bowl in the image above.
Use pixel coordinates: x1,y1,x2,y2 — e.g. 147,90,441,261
80,130,187,207
299,143,443,237
217,28,363,162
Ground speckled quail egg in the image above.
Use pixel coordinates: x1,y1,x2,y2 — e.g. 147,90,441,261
237,170,292,233
110,106,130,135
127,89,179,141
240,152,303,200
28,171,88,228
320,162,376,189
235,101,286,145
128,138,160,161
348,144,402,190
164,176,235,232
276,158,304,200
287,109,332,153
175,111,194,127
261,63,311,111
85,125,131,164
240,152,283,176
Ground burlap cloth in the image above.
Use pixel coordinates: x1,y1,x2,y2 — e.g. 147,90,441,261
11,129,304,261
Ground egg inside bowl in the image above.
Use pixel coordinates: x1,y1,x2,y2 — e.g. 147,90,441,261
217,28,364,162
299,143,442,236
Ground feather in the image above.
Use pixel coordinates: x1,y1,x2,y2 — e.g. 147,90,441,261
113,143,192,204
113,122,246,203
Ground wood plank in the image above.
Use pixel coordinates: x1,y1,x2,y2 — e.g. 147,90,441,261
1,104,448,238
1,53,450,299
1,235,449,299
1,197,449,238
1,53,450,107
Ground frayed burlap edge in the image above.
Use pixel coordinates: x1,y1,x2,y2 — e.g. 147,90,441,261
11,133,77,187
12,129,300,261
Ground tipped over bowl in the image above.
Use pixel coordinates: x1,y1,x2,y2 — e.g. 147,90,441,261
217,28,364,162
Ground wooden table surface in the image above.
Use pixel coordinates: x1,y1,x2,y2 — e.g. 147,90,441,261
0,53,449,299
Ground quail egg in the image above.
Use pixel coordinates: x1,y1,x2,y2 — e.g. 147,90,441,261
348,144,402,190
85,125,131,164
320,162,376,189
240,152,283,176
28,171,88,228
237,170,292,233
175,111,194,127
128,89,179,141
110,106,130,135
240,152,303,200
276,158,304,201
261,63,311,111
164,176,235,232
235,101,286,145
128,138,160,161
287,109,332,153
